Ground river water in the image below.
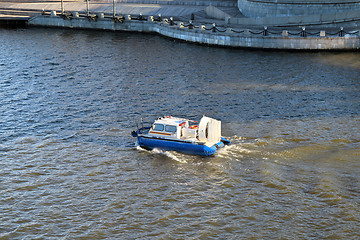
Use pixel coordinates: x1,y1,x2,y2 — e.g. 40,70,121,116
0,27,359,239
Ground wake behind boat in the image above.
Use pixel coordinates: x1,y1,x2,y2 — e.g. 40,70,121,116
131,116,230,156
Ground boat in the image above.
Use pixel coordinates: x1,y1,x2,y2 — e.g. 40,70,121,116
131,116,230,156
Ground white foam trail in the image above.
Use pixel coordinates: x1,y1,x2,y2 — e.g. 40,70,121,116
162,151,187,164
136,146,187,163
216,138,259,160
136,145,148,152
229,135,246,141
152,148,188,163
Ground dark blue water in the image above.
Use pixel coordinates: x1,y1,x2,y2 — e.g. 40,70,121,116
1,27,360,239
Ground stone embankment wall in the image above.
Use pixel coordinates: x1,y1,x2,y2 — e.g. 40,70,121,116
93,0,237,8
238,0,360,17
28,14,360,50
227,9,360,28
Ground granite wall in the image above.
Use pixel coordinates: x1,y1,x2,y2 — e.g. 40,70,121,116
237,0,360,17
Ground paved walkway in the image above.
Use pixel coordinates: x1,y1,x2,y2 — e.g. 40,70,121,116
0,0,240,23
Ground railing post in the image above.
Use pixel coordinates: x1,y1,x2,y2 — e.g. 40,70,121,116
60,0,64,14
188,20,194,29
263,26,268,36
339,27,345,37
86,0,89,16
169,17,175,26
113,0,116,17
301,27,306,37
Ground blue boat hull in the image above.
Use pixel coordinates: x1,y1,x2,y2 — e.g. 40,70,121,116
137,136,225,156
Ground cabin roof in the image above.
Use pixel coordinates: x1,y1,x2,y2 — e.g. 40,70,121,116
154,116,188,126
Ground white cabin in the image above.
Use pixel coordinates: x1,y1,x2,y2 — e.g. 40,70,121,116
147,116,221,146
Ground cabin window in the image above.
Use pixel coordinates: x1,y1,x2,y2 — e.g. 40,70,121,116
153,124,164,131
165,125,177,133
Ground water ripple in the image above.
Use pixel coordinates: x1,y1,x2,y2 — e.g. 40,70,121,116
0,28,359,239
